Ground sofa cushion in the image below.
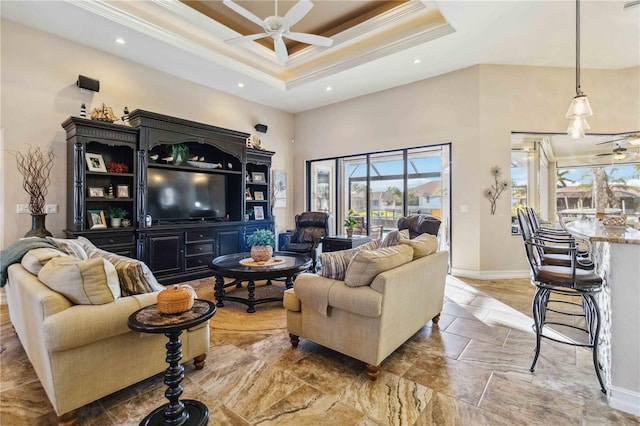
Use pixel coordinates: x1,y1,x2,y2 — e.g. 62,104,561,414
318,240,380,280
85,246,164,296
399,233,438,259
344,245,414,287
46,237,89,260
38,257,121,304
21,248,68,275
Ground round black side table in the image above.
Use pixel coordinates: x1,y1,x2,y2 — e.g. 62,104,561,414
128,299,216,426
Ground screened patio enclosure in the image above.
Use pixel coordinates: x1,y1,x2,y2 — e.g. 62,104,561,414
307,144,451,252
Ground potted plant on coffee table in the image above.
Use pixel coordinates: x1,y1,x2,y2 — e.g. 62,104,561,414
246,229,275,262
343,209,359,238
105,207,128,228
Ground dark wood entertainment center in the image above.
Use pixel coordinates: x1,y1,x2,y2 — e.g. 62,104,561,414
63,110,274,284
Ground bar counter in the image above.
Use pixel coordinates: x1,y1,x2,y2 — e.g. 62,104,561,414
565,219,640,415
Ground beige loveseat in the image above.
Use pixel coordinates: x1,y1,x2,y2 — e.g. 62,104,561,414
4,242,210,425
284,237,448,379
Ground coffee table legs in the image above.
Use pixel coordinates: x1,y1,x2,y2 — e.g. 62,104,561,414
214,274,225,307
140,330,209,426
246,280,256,313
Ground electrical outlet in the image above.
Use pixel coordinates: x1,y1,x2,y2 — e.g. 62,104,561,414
16,204,30,214
45,204,59,214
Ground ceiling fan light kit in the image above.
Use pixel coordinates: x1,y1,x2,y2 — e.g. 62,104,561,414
223,0,334,65
566,0,593,140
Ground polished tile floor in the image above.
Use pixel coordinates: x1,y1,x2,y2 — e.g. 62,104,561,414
1,275,638,425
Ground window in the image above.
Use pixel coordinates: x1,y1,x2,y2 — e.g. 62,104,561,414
556,164,640,226
306,144,450,251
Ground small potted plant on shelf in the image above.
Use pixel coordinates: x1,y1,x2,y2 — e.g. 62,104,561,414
105,207,129,228
246,229,275,262
343,209,359,238
171,144,189,164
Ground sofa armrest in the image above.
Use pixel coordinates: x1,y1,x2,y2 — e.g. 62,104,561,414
7,264,72,319
278,231,295,248
44,291,159,352
293,273,338,315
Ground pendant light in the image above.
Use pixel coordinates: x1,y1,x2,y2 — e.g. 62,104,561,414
566,0,592,139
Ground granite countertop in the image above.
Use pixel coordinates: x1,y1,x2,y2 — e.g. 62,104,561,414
566,219,640,245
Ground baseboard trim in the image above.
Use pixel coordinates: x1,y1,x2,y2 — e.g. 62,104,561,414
450,269,530,280
609,385,640,416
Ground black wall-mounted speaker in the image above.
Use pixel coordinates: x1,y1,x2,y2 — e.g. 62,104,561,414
254,123,268,133
77,75,100,92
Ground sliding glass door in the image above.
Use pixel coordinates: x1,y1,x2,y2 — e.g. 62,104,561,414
306,143,451,251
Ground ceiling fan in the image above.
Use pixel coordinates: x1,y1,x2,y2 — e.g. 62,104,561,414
596,133,640,147
223,0,334,64
596,143,628,160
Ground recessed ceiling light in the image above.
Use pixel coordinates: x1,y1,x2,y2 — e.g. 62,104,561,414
413,59,421,64
115,38,125,45
238,83,244,88
326,86,332,91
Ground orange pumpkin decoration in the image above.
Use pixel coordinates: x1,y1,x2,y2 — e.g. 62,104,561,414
157,284,196,314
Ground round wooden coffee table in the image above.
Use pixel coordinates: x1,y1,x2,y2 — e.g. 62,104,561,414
209,252,311,313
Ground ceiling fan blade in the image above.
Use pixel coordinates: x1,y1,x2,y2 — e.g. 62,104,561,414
282,0,313,29
596,137,628,145
596,153,613,157
285,32,333,47
225,33,269,45
223,0,265,28
274,37,288,64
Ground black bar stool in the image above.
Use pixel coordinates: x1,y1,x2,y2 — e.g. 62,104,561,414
517,210,606,394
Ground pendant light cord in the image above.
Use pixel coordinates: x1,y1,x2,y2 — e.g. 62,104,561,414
576,0,582,95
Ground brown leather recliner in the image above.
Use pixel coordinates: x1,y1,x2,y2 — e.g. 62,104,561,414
279,212,333,270
397,214,441,238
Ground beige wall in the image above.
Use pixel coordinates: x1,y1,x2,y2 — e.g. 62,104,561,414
294,64,640,276
1,19,295,248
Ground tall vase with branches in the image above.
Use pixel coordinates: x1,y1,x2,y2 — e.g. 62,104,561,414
15,146,54,237
484,166,509,215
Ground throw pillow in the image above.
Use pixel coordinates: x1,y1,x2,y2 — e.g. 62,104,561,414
380,230,403,248
76,236,97,250
38,257,121,304
46,237,89,260
21,248,68,275
85,245,164,296
318,240,380,280
344,244,414,287
399,233,438,259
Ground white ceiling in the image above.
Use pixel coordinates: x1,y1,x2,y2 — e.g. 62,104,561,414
2,0,639,115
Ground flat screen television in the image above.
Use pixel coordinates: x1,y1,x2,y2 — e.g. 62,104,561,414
147,168,226,222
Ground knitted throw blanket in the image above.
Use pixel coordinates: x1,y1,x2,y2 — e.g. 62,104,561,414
0,237,58,287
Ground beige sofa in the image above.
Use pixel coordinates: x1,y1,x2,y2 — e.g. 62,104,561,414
5,261,210,425
284,245,448,379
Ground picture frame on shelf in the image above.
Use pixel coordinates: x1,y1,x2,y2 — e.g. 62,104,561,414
116,184,130,198
88,186,105,198
88,209,107,229
85,153,107,172
254,191,264,200
251,172,266,183
254,206,264,220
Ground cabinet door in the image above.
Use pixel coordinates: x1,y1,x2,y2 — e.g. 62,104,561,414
215,229,242,256
146,233,184,275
